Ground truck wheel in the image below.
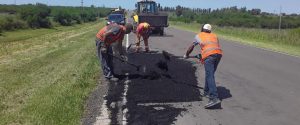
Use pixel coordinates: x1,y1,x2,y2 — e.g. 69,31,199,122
159,28,164,36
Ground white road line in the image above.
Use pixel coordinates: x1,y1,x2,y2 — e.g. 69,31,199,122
122,73,130,125
94,100,111,125
126,34,129,49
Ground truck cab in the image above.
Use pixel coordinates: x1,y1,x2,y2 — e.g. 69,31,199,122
107,8,126,25
137,1,157,14
107,14,126,25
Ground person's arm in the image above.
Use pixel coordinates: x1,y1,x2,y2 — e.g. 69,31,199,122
103,26,121,44
145,29,151,39
184,35,200,58
102,31,113,44
136,33,141,43
185,44,195,57
117,35,125,55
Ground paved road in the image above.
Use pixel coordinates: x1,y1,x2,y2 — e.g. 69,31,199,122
82,27,300,125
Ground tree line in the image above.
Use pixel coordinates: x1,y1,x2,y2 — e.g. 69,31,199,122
163,6,300,29
0,3,110,33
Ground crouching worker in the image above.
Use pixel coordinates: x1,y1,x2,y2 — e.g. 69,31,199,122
184,24,223,108
135,22,151,52
95,23,133,81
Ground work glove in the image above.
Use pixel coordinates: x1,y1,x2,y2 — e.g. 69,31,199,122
120,55,127,62
100,47,107,53
194,54,202,59
183,54,189,59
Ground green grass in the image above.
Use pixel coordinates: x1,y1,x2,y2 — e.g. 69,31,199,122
170,21,300,56
0,21,103,125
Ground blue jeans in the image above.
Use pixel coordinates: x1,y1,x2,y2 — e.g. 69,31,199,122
96,39,114,78
204,54,222,99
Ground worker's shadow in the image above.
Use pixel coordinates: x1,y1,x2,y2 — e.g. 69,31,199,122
150,34,174,37
108,49,202,124
205,86,232,110
217,86,232,101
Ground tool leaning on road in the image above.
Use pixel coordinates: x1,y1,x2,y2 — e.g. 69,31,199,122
126,39,144,51
183,24,223,109
95,22,133,82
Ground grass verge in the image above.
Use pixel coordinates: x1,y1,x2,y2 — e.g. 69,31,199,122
170,21,300,57
0,21,103,125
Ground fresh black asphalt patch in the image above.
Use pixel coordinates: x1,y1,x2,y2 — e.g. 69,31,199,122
82,49,206,124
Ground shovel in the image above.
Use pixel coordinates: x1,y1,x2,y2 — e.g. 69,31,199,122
107,53,141,71
126,39,145,51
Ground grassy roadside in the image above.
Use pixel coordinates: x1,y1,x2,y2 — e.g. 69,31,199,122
0,21,103,125
170,21,300,57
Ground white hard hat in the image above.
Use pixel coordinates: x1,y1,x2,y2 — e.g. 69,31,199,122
203,24,212,31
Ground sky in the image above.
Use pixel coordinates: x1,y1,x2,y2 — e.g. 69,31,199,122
1,0,300,14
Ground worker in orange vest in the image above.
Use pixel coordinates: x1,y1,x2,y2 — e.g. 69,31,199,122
135,22,151,52
95,23,133,81
184,24,223,108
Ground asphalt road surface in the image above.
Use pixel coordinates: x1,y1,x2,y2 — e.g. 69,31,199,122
82,27,300,125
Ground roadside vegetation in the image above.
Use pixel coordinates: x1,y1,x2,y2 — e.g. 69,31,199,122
165,6,300,56
0,20,103,125
164,6,300,29
0,3,110,33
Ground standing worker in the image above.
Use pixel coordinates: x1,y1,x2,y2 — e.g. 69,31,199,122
184,24,223,108
95,23,133,81
135,22,151,52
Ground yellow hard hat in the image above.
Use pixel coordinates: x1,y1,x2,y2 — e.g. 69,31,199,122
143,23,150,29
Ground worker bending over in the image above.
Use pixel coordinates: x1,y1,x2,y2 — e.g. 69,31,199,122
95,23,133,81
135,22,151,52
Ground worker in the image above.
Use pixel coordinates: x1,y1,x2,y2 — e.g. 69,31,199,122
133,14,139,24
95,23,133,81
135,22,151,52
183,24,223,108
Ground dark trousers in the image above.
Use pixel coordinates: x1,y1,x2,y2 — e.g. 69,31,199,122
96,39,114,78
204,54,222,99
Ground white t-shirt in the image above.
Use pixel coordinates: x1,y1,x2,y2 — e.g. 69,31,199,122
193,35,202,47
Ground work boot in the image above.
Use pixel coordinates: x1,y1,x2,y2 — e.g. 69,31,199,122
106,76,119,82
135,47,141,53
145,47,150,53
202,91,210,98
204,98,221,109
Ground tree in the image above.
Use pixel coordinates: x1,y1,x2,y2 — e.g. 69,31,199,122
54,11,73,26
251,8,261,15
20,3,52,28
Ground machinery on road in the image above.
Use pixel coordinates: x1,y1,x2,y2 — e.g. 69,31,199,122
107,8,126,25
132,0,168,36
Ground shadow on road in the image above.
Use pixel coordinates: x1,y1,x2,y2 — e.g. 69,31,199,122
217,86,232,101
103,49,202,124
204,86,232,110
150,34,174,37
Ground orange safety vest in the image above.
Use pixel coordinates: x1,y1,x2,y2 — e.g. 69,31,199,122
197,32,223,61
96,24,125,45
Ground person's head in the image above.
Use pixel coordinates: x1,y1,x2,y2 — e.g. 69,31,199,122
124,23,133,34
201,24,212,33
143,22,150,29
